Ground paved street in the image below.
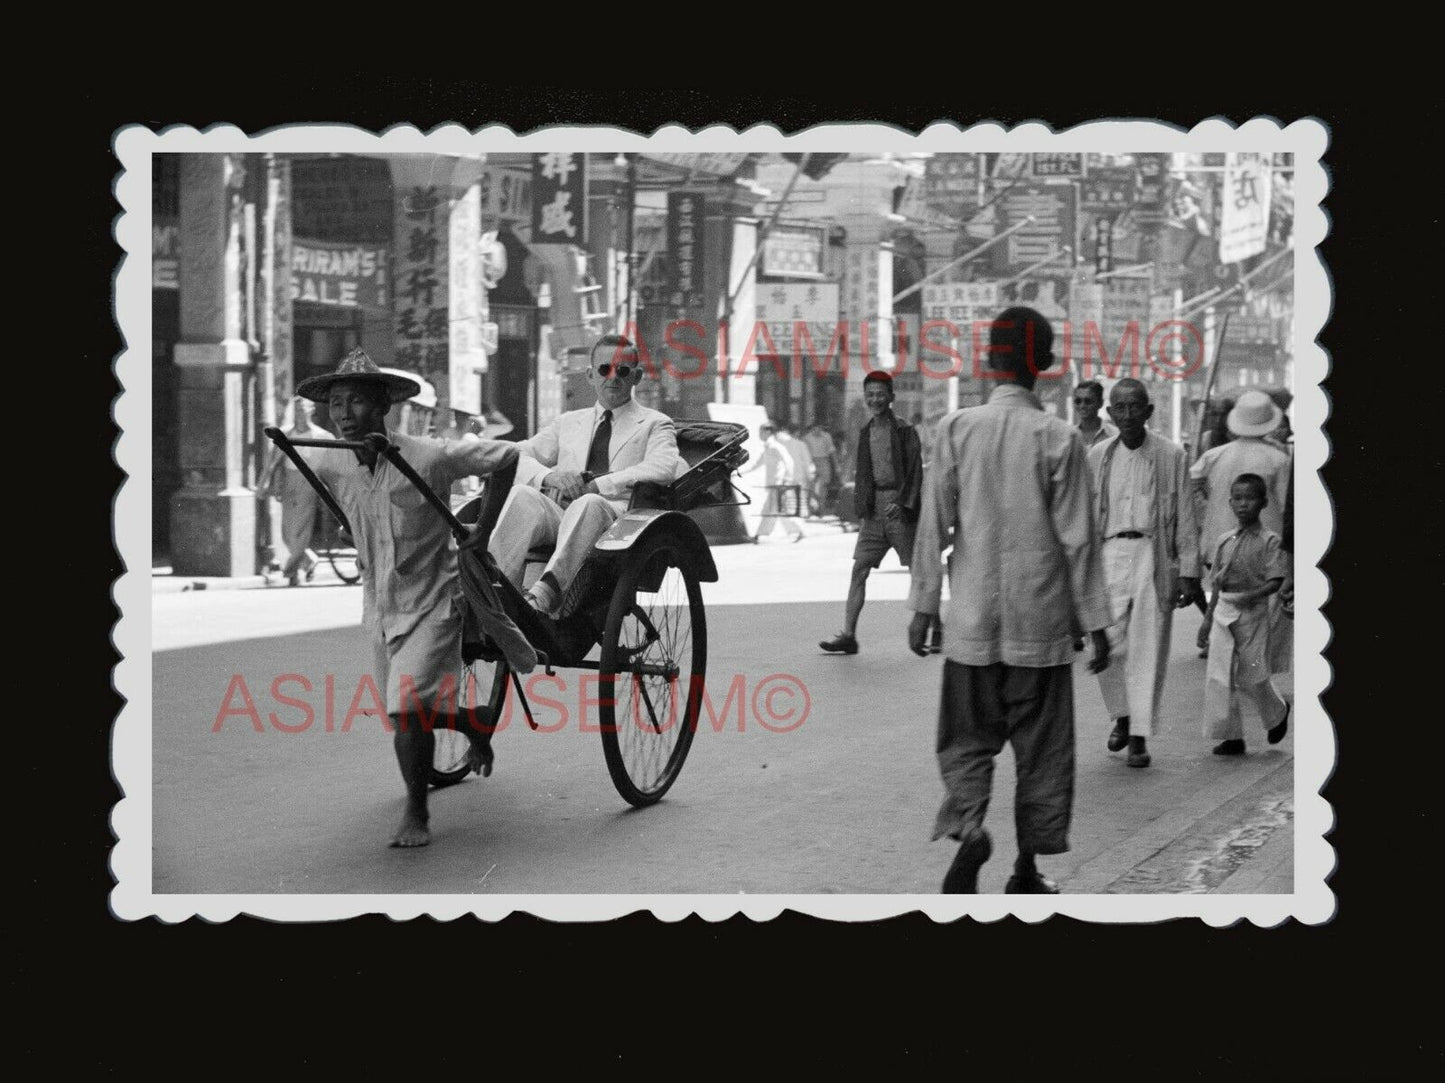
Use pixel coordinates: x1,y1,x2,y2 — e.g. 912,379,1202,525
151,530,1294,895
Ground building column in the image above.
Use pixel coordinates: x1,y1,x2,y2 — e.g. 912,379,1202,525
169,153,257,577
386,155,488,416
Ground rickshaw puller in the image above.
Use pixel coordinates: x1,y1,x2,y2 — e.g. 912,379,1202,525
296,349,521,849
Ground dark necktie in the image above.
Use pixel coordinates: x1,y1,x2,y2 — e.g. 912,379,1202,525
586,410,613,475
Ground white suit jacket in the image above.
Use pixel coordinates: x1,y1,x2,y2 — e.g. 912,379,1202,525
515,398,681,512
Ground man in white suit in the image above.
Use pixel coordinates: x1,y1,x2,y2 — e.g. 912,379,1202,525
490,334,680,616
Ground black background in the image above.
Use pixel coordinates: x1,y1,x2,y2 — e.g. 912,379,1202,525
47,85,1433,1075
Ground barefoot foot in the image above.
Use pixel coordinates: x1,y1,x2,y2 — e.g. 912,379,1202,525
390,812,431,848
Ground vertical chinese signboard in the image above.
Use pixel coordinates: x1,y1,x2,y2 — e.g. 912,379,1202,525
993,183,1079,274
1134,153,1170,227
842,243,882,362
666,192,706,310
393,186,448,388
1101,276,1152,378
1219,152,1273,264
531,153,587,244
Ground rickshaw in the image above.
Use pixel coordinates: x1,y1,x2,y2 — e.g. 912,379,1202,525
263,417,750,807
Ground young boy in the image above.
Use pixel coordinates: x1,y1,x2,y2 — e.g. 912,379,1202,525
1201,473,1292,755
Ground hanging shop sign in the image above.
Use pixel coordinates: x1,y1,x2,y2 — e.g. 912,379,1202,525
1080,166,1138,214
924,153,983,213
290,237,390,309
666,191,707,310
1134,153,1171,226
994,183,1079,274
754,281,840,354
760,226,826,279
641,152,750,178
531,153,588,244
1219,152,1273,264
1030,153,1086,179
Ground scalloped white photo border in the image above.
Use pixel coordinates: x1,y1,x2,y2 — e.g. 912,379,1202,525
111,117,1332,924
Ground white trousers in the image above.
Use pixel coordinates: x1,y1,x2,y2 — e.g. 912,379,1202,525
488,486,619,595
1096,536,1172,737
1202,596,1288,741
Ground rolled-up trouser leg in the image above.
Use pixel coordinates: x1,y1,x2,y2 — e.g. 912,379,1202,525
1004,663,1075,855
932,660,1008,842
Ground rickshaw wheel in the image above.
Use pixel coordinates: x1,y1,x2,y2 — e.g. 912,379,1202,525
430,728,473,787
429,660,491,788
598,538,706,807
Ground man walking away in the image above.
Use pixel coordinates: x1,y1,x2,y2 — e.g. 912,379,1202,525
908,308,1112,894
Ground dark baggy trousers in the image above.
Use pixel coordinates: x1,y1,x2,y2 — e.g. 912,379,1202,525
932,659,1075,855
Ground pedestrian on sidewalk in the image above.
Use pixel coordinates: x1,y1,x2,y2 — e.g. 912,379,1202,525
296,348,525,849
748,423,805,542
1190,390,1291,658
260,396,332,586
1087,378,1203,769
1073,379,1117,449
908,307,1112,894
802,420,840,518
1200,473,1291,756
776,422,815,517
819,371,922,655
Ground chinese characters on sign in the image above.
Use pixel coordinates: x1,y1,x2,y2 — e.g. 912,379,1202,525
666,191,707,310
1095,219,1114,274
392,185,449,384
753,282,841,355
842,244,884,361
1030,153,1086,179
920,281,999,419
290,238,390,309
1134,153,1170,226
1102,276,1152,354
760,227,826,279
1080,166,1138,214
924,153,983,213
531,153,587,244
1219,152,1273,264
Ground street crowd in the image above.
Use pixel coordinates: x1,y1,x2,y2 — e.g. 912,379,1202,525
803,308,1294,894
262,309,1295,892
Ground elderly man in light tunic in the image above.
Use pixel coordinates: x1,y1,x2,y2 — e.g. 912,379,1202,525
1087,378,1203,769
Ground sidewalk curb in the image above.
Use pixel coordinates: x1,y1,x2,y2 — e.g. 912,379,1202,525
1067,757,1293,893
153,575,271,594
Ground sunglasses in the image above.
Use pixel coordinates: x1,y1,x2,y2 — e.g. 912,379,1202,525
595,363,636,379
